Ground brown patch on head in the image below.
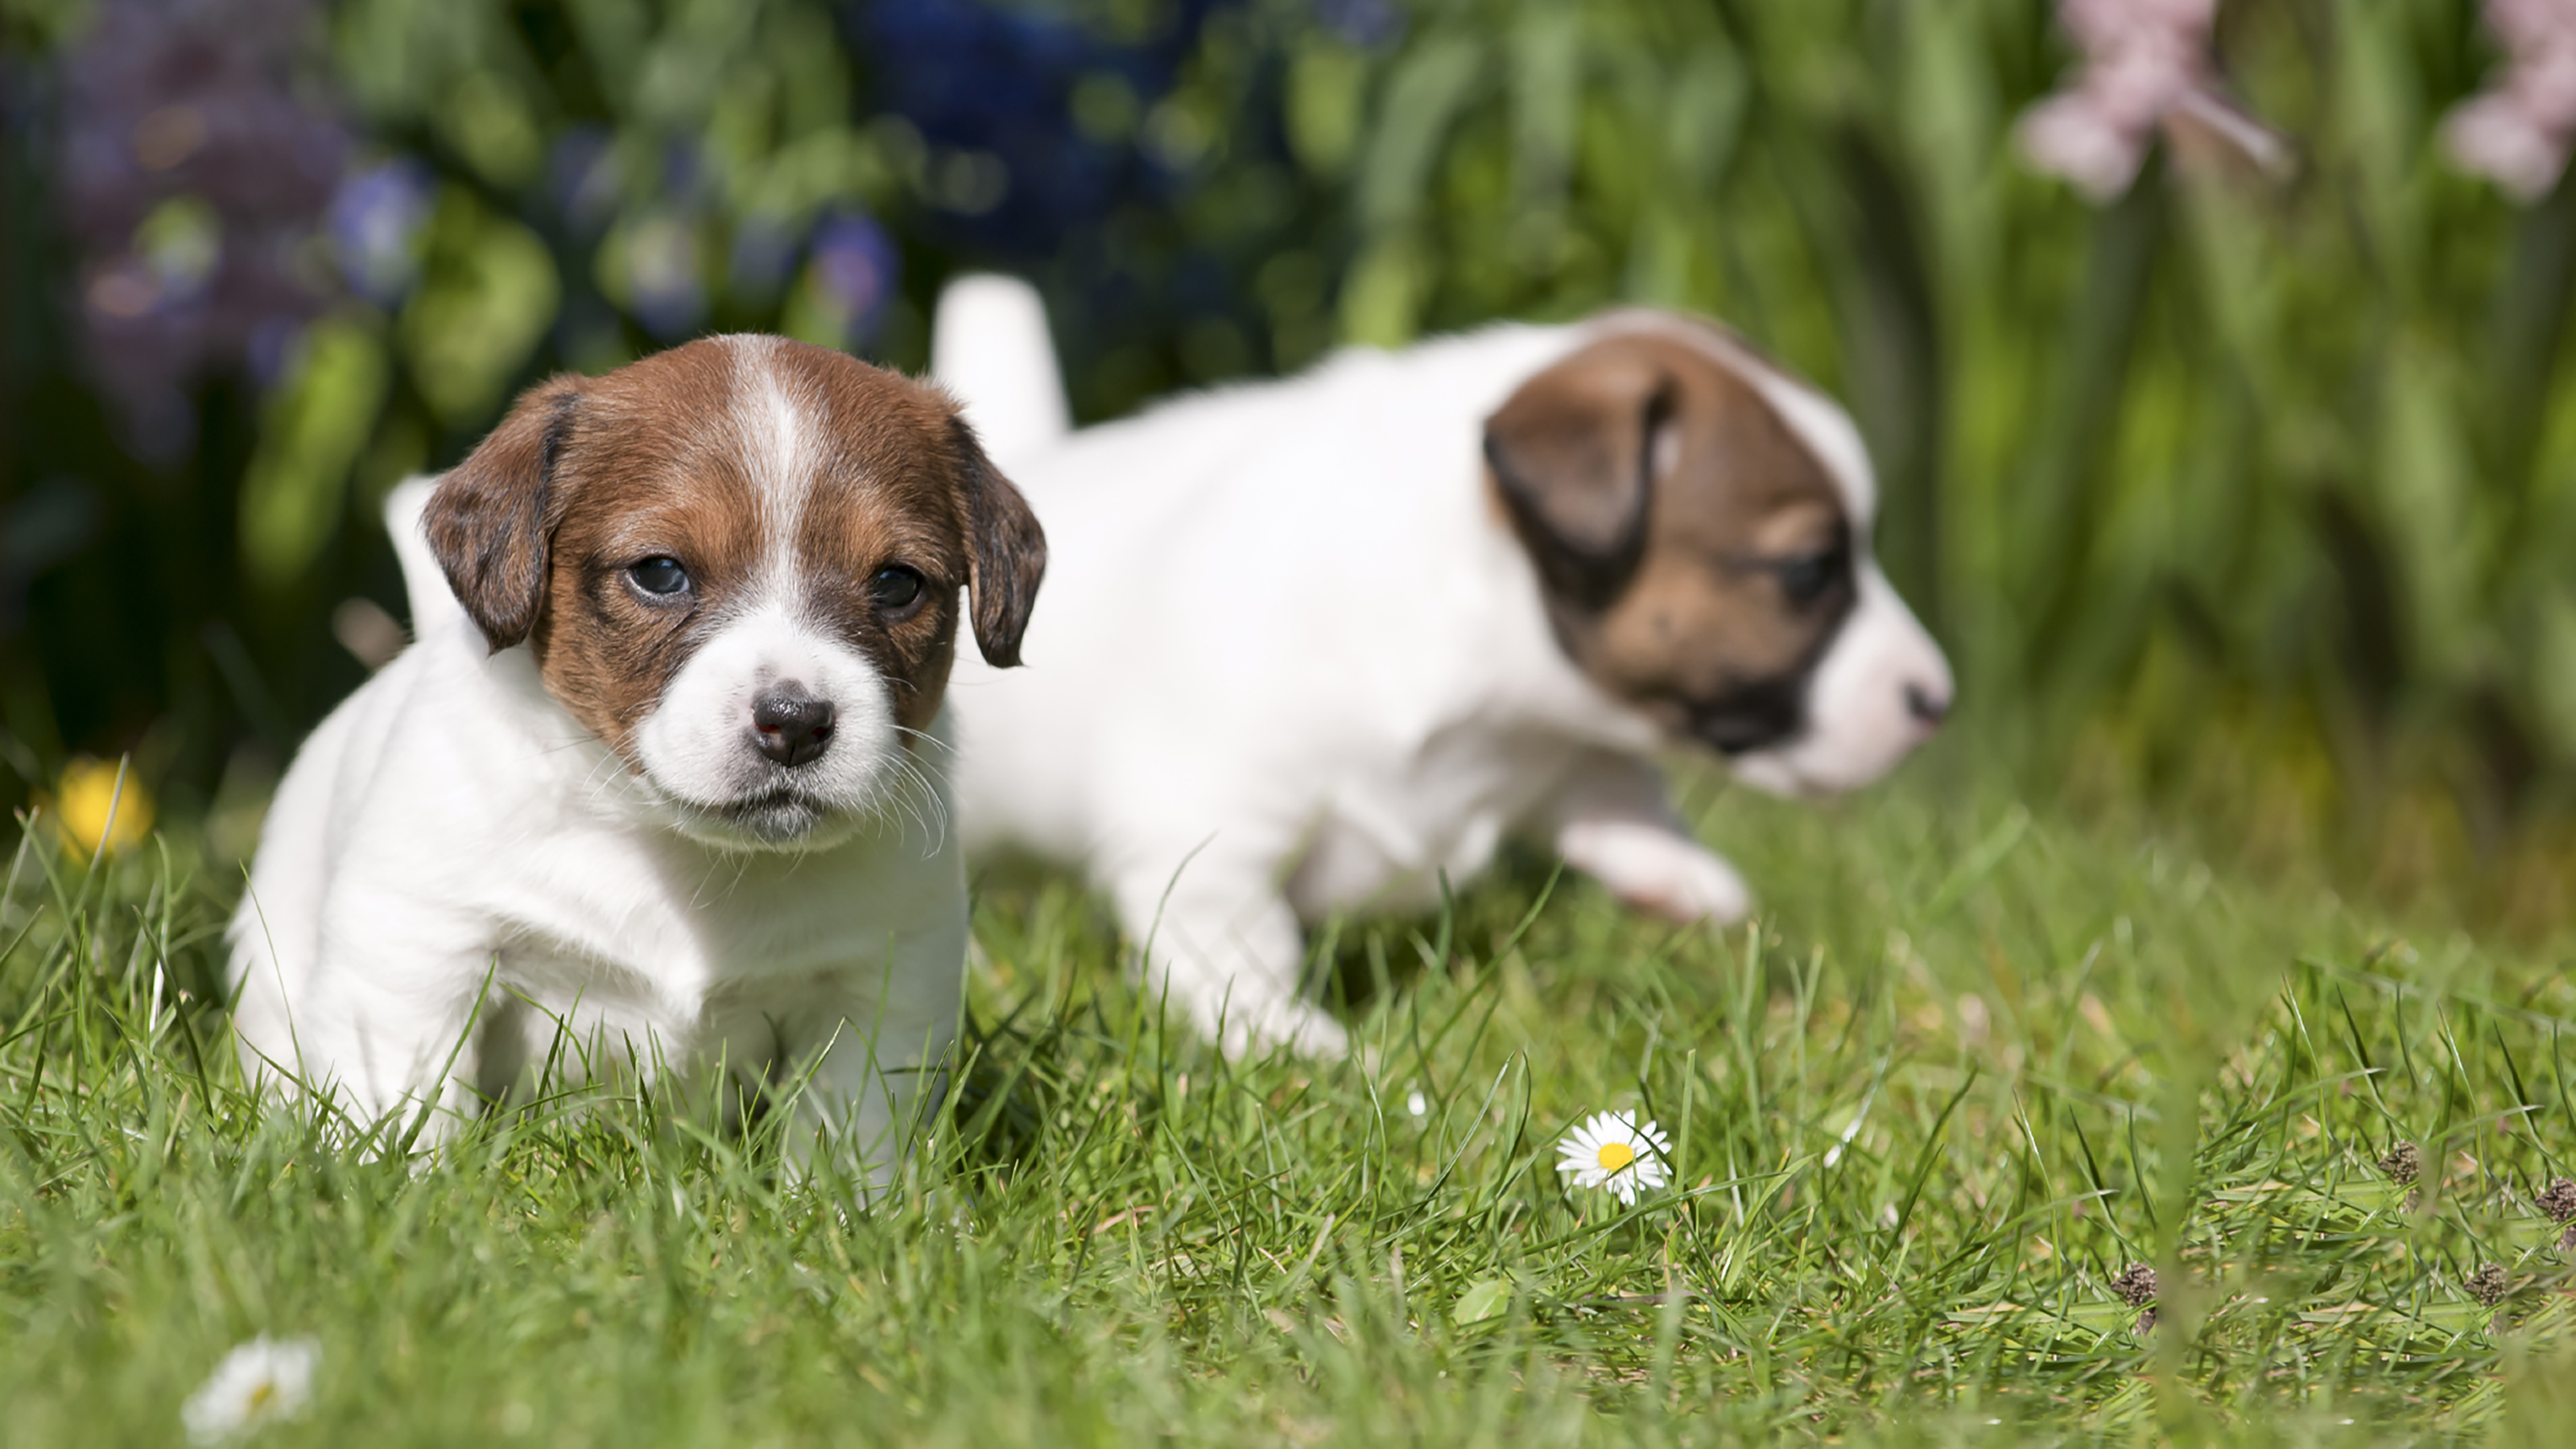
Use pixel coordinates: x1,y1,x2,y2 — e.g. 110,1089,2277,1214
423,336,1045,759
1484,328,1855,753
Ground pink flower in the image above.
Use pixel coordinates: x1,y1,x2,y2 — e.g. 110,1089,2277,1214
2442,0,2576,200
2017,0,2290,200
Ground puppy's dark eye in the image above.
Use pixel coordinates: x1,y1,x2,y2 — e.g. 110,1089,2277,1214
1777,549,1844,609
871,565,925,613
628,556,690,597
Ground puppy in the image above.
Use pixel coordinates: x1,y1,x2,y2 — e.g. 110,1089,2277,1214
933,281,1947,1054
229,336,1046,1176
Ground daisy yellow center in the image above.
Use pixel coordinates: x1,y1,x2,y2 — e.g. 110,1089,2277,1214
249,1382,276,1409
1595,1141,1636,1173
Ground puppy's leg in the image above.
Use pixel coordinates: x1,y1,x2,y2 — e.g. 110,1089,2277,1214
766,990,961,1193
282,956,494,1152
1549,752,1752,925
266,886,506,1150
1109,854,1348,1058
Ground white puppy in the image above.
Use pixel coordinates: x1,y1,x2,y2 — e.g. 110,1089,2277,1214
935,280,1949,1055
229,336,1046,1176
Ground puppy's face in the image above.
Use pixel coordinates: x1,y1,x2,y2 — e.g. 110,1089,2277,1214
1484,320,1950,796
425,336,1046,850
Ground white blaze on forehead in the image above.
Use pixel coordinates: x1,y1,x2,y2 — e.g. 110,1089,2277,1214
609,338,920,852
1585,312,1879,522
724,335,822,586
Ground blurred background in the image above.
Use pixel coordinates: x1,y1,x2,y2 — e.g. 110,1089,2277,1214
2,0,2572,926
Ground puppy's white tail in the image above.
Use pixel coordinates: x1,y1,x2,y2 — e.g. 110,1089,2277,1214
931,273,1070,471
382,476,463,641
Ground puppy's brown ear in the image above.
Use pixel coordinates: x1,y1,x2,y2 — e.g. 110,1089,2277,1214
952,417,1047,667
1483,347,1674,609
425,377,584,653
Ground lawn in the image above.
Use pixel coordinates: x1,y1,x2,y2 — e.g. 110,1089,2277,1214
3,761,2572,1446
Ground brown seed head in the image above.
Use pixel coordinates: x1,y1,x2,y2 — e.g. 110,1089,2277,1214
2534,1178,2576,1224
2465,1263,2509,1307
2380,1141,2421,1186
2111,1262,2158,1308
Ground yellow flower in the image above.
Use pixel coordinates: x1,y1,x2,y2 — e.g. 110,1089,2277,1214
45,758,154,857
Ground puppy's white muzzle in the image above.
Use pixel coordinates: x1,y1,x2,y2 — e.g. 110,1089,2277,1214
1730,563,1951,799
630,601,902,850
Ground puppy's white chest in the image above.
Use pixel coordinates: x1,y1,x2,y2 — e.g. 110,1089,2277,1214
468,829,964,1094
506,819,952,980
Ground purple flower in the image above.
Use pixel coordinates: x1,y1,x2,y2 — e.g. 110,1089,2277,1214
1312,0,1405,51
2015,0,2289,201
807,210,899,347
327,159,435,306
2442,0,2576,200
661,138,708,207
246,314,303,386
729,217,799,300
54,0,350,459
620,212,706,341
547,127,621,235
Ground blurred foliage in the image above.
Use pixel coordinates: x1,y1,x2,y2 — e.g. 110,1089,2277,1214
4,0,2576,917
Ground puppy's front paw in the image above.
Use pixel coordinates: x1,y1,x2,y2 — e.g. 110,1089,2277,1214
1557,820,1752,925
1175,983,1351,1060
1223,1000,1352,1060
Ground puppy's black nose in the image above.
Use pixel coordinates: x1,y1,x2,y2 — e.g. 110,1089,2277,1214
752,682,836,766
1904,683,1951,729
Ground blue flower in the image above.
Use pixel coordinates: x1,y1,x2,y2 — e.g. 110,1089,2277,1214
729,216,801,302
1313,0,1405,49
808,209,900,345
547,127,621,236
621,212,707,341
327,159,434,306
841,0,1222,258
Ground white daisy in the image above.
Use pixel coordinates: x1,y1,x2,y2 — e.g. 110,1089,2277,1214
1555,1110,1673,1206
181,1335,320,1443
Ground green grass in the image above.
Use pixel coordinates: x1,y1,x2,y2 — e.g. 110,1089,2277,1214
5,766,2574,1446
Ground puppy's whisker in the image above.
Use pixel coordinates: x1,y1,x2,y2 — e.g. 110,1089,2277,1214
574,749,627,802
890,724,959,764
882,754,953,854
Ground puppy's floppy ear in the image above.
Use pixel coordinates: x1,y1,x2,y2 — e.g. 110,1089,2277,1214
424,377,584,653
951,416,1047,667
1483,348,1674,609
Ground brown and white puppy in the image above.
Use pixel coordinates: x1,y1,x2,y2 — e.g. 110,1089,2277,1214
229,336,1043,1179
932,282,1946,1054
